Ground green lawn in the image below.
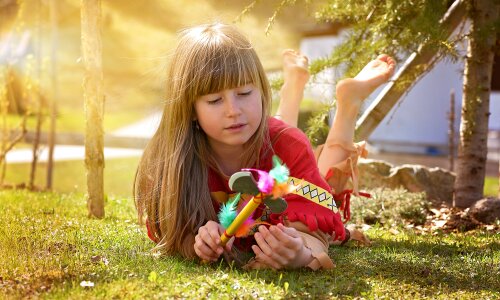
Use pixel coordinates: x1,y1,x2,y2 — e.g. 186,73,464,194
485,176,499,197
3,157,141,198
1,190,499,299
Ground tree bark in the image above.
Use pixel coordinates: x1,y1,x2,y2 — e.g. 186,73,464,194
29,0,43,191
46,0,58,190
454,0,499,208
81,0,105,218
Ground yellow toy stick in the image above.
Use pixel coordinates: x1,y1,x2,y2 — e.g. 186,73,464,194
220,193,264,246
218,157,292,247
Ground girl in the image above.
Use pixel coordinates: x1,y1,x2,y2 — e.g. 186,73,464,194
135,23,395,270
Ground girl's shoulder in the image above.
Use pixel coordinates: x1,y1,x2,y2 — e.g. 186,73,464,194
268,117,310,147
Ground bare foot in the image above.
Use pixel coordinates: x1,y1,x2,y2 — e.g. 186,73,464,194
276,49,310,127
336,54,396,114
282,49,309,86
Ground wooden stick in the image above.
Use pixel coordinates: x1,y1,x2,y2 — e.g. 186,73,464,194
220,193,264,246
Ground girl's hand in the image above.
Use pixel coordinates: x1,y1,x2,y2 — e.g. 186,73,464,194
252,223,313,269
194,220,233,262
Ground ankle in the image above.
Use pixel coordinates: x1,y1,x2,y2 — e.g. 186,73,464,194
282,77,308,90
280,83,305,101
335,104,361,121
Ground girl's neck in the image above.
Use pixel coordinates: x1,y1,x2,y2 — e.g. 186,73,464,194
209,142,244,176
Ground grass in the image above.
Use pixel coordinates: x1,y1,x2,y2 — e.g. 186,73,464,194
485,176,499,197
5,106,151,134
1,190,499,299
3,157,141,198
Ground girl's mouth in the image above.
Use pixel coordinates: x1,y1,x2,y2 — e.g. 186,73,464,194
225,123,247,131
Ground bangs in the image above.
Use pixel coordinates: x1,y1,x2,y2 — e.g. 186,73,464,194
193,46,260,97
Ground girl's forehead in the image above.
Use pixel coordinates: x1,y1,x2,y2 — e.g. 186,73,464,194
199,82,255,96
195,64,257,97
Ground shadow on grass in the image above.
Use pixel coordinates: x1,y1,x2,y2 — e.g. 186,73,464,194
215,253,373,298
332,235,500,295
219,233,500,298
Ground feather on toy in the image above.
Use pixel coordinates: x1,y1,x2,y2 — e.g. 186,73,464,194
217,193,240,229
218,155,297,244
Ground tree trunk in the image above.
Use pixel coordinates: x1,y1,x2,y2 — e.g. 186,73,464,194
0,70,8,186
454,0,499,208
29,0,43,191
81,0,105,218
46,0,58,190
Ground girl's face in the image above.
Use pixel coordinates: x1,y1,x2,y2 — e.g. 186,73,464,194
194,84,262,151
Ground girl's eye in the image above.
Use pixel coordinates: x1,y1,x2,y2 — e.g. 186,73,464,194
238,90,252,96
208,98,222,104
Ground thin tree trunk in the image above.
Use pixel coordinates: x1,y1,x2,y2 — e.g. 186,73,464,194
46,0,58,190
448,89,455,172
81,0,105,218
29,0,43,191
454,0,499,208
29,95,43,190
0,70,8,186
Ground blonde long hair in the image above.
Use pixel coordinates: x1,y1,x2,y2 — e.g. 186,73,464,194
134,23,272,258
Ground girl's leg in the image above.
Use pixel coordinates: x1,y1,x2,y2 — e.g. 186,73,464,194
277,53,395,246
317,54,396,176
275,49,309,127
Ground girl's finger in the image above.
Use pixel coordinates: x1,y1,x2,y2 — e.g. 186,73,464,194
259,226,280,249
224,236,235,252
199,227,222,255
254,232,273,257
254,231,289,266
269,225,300,249
277,223,300,238
252,245,282,270
208,227,222,246
197,244,219,261
194,237,219,261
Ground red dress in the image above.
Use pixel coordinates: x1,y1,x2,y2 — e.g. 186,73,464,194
208,117,345,252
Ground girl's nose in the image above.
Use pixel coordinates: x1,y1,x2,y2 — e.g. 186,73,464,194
225,94,242,117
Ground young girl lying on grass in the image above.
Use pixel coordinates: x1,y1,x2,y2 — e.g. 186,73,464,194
135,23,395,270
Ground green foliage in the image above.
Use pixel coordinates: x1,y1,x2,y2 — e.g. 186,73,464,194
1,190,499,299
314,0,455,75
351,188,431,226
484,176,499,197
304,105,331,146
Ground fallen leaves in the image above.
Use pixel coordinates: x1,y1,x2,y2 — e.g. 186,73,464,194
407,205,500,235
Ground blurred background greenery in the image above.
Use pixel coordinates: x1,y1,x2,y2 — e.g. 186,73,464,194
1,0,321,132
1,0,326,196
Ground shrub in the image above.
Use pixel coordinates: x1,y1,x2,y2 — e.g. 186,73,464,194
350,187,430,226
